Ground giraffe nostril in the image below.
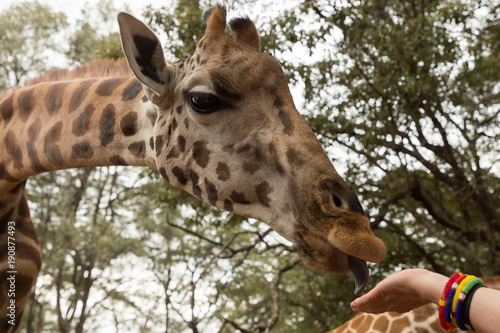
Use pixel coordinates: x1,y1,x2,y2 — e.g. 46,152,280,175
332,194,343,209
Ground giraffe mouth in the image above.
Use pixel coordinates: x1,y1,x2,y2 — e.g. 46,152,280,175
294,227,371,295
348,255,369,296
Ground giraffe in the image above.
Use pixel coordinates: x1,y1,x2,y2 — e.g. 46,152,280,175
328,276,500,333
0,6,387,331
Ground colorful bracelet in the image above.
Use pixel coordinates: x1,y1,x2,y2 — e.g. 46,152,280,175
452,275,476,316
455,277,484,330
445,274,468,328
439,272,463,330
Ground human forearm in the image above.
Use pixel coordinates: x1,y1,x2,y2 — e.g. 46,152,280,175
467,287,500,333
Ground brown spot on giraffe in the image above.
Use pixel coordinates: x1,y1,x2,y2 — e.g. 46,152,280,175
128,141,146,158
189,170,202,198
391,316,411,330
286,147,305,167
146,110,157,125
224,199,233,211
267,142,284,174
121,79,142,101
255,181,271,207
4,130,23,169
166,146,180,159
177,135,186,152
0,93,14,125
372,315,389,331
192,140,210,168
18,88,35,121
73,104,95,137
171,166,187,185
216,162,230,181
273,96,283,108
26,119,47,172
44,82,66,115
120,111,138,136
204,178,218,205
96,77,127,96
159,167,169,182
243,161,260,174
109,155,127,165
172,117,178,131
99,104,116,146
230,191,250,205
71,142,94,159
278,109,293,135
28,119,41,142
155,135,164,157
69,80,95,112
43,121,64,167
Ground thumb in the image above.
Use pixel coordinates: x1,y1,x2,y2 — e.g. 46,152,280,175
350,299,360,311
350,295,368,311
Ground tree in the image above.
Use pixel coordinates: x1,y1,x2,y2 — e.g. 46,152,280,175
65,0,124,64
24,167,148,332
0,1,67,89
279,0,500,276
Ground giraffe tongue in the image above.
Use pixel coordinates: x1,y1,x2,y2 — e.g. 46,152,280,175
348,255,369,296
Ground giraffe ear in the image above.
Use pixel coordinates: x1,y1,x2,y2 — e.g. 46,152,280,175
229,17,260,52
118,12,173,96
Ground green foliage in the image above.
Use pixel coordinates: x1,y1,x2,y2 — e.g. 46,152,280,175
291,0,499,277
65,0,124,63
24,168,148,332
143,0,208,58
0,1,67,88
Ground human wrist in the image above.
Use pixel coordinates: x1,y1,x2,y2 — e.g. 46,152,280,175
414,269,448,305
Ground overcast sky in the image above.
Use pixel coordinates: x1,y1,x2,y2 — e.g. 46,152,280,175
0,0,166,20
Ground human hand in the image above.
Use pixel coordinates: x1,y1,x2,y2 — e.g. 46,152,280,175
350,268,447,314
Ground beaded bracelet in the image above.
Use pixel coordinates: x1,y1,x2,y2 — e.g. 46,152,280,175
455,277,484,330
439,272,463,330
446,274,469,327
452,275,476,316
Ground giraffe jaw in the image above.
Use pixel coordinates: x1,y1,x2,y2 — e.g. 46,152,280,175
348,255,369,296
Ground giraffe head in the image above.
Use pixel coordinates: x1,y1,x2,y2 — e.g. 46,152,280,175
118,6,386,294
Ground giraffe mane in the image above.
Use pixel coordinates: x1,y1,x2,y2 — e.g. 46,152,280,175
27,58,132,86
0,59,133,101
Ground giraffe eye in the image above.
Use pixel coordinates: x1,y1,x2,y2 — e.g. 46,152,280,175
188,92,222,114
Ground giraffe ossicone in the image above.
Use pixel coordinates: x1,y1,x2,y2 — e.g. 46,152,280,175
0,5,385,331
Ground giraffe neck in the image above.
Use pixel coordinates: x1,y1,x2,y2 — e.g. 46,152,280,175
0,75,163,330
0,76,159,196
